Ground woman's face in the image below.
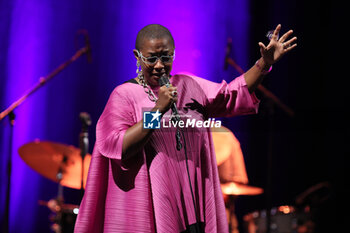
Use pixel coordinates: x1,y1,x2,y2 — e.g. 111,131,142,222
134,37,175,87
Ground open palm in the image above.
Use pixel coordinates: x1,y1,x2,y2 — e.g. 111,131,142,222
259,24,297,65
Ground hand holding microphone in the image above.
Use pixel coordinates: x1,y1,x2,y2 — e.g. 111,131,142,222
156,74,178,115
158,74,182,151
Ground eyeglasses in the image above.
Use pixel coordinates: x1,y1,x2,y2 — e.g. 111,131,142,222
136,50,175,65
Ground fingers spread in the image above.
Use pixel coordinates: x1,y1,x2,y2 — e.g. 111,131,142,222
272,24,281,40
279,30,293,43
283,36,297,49
258,42,266,51
285,43,297,52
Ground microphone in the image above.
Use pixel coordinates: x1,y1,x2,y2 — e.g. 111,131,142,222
158,74,180,120
224,37,232,70
158,75,182,151
76,29,92,63
79,112,92,129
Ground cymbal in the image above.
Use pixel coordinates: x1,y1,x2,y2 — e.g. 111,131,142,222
221,182,264,196
211,126,236,166
18,140,91,190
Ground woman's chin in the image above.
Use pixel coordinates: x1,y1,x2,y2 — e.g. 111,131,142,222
146,76,161,86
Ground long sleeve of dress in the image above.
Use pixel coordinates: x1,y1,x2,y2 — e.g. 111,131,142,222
186,74,259,118
96,86,136,160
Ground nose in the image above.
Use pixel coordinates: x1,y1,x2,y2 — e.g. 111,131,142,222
154,58,164,70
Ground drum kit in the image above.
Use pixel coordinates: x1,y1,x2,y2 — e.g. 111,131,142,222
18,140,91,233
212,126,314,233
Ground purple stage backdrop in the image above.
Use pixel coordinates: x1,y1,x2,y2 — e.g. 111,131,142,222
0,1,251,232
2,0,345,233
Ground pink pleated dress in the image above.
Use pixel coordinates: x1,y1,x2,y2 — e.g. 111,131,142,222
74,74,259,233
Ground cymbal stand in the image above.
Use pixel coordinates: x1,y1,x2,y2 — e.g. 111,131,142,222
51,161,65,233
38,165,68,233
265,99,274,233
56,165,64,203
227,195,239,233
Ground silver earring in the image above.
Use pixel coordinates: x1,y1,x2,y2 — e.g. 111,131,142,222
136,60,140,74
136,60,144,83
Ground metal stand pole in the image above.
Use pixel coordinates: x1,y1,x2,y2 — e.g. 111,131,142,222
79,112,91,199
3,111,15,233
265,99,274,233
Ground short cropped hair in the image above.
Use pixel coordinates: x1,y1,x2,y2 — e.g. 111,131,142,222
135,24,175,50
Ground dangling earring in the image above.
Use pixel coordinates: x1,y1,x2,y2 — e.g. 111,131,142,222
136,60,144,83
136,60,140,74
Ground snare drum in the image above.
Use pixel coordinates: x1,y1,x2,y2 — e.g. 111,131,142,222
243,205,314,233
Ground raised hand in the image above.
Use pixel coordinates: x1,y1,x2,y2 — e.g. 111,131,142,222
258,24,297,65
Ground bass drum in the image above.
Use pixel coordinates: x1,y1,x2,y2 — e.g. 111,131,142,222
243,205,314,233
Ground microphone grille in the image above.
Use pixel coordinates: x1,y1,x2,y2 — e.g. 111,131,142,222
158,74,169,87
79,112,91,126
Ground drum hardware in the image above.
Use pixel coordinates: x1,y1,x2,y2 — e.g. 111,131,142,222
221,182,264,233
38,198,79,233
241,182,329,233
39,150,81,233
243,205,314,233
18,140,91,232
79,112,91,198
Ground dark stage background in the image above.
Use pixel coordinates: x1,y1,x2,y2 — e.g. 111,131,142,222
0,1,346,232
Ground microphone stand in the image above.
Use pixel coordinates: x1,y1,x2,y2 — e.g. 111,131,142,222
79,112,91,199
3,111,15,233
0,46,89,121
224,55,294,233
0,45,90,233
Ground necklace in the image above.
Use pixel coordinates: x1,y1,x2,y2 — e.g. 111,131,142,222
136,76,158,102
